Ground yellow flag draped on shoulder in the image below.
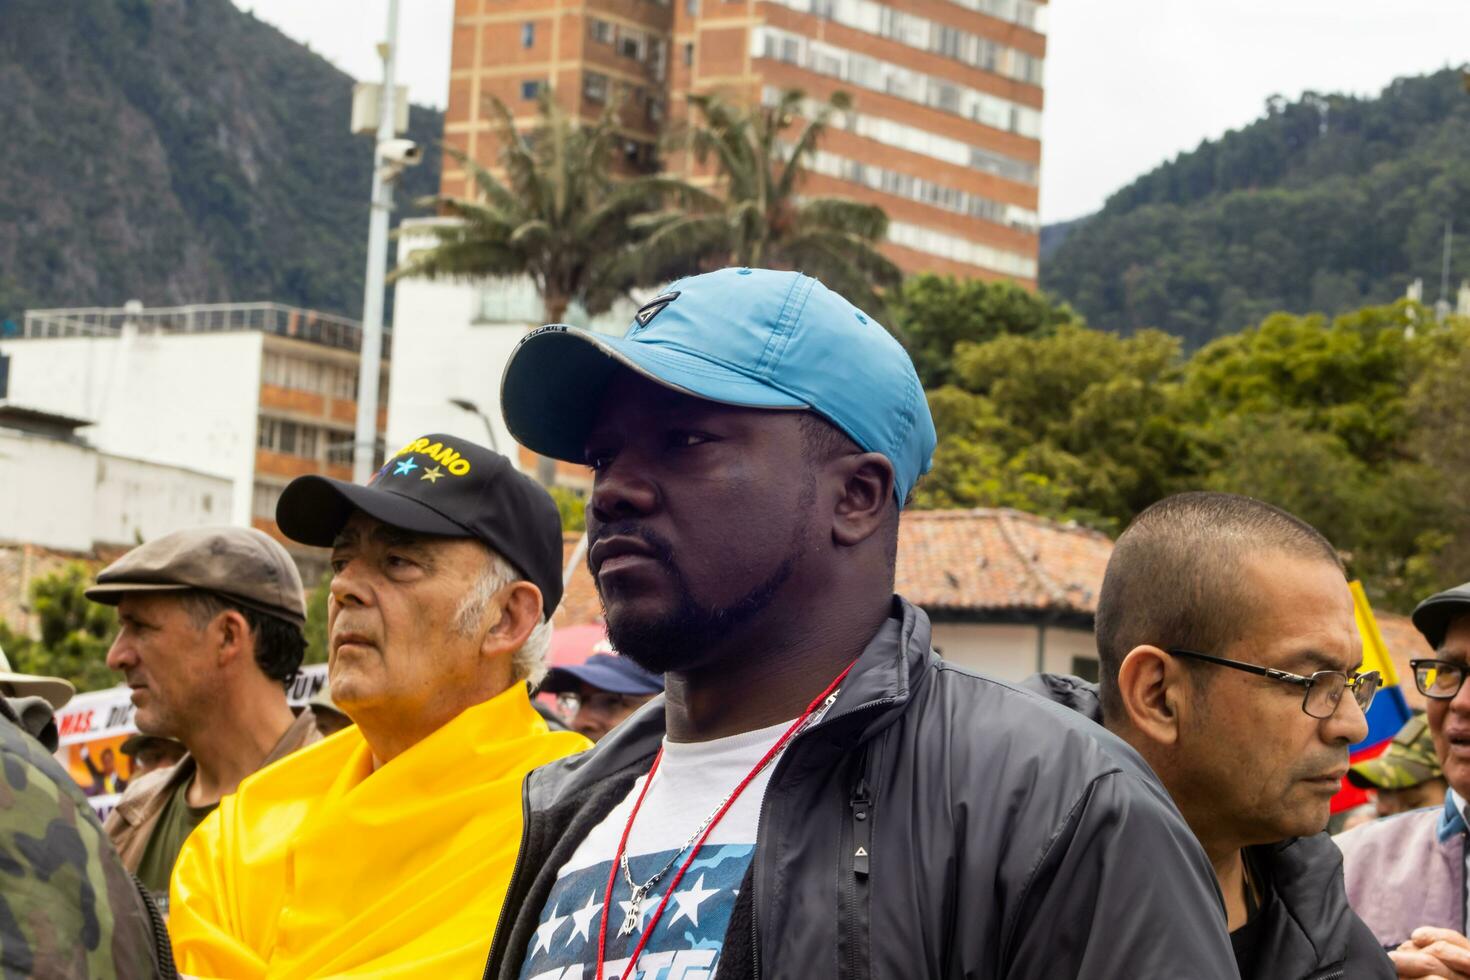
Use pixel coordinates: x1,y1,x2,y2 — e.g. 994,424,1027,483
168,684,589,978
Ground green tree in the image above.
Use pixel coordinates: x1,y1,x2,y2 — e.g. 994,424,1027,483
915,324,1188,532
889,274,1081,388
303,572,331,665
0,563,117,693
546,485,587,533
394,92,692,323
643,89,901,314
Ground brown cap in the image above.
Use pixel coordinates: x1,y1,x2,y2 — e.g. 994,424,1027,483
85,526,307,627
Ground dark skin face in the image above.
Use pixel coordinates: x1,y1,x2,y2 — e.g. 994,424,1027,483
583,370,897,741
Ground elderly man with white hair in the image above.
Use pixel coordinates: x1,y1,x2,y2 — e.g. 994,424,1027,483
168,434,590,979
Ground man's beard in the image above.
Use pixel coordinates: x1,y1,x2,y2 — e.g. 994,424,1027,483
591,498,808,674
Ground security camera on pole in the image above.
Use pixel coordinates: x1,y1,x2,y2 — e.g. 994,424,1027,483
349,0,419,484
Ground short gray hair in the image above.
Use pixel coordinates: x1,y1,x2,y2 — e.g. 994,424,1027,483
452,550,553,687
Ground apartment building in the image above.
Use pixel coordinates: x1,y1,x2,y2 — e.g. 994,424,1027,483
0,302,388,563
439,0,1046,286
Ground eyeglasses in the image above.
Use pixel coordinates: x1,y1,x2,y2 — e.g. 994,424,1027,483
556,691,641,717
1167,649,1381,720
1409,659,1470,700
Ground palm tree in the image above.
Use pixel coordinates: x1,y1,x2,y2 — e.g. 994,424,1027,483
641,88,902,315
392,92,701,324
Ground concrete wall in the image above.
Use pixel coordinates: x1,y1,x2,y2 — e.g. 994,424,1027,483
92,454,233,548
0,432,97,552
0,433,230,553
0,331,263,525
931,620,1098,683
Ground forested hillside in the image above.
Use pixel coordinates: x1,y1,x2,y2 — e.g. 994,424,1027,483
1042,69,1470,348
0,0,442,325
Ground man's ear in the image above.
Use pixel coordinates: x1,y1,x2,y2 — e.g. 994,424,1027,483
1116,645,1186,746
213,610,250,669
830,452,895,548
482,581,542,659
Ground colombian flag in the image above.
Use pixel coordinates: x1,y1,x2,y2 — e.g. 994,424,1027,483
1331,581,1415,814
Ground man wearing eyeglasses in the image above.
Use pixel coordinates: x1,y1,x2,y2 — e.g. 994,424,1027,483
1338,581,1470,979
1028,491,1393,979
538,648,663,742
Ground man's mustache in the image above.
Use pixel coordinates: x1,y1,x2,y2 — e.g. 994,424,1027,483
587,521,678,572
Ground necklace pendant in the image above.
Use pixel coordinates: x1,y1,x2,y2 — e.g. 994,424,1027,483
619,887,645,938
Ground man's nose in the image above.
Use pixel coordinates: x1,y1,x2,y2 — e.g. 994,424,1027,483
1324,683,1370,745
330,559,371,608
589,456,658,525
105,635,134,673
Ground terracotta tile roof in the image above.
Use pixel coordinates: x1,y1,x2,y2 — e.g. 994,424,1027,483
895,509,1113,620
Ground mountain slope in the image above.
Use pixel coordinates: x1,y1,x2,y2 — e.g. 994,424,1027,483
0,0,442,325
1041,69,1470,348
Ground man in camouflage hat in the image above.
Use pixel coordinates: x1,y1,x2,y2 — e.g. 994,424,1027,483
1347,713,1448,818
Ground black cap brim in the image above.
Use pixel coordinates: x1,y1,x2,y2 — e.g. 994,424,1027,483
1413,585,1470,649
276,475,472,547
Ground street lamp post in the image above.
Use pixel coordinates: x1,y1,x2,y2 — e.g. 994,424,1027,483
448,397,500,453
352,0,401,485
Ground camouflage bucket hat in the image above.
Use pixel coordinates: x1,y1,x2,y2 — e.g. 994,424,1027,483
1348,714,1443,790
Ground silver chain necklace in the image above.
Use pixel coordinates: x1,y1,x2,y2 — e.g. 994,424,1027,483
615,690,840,938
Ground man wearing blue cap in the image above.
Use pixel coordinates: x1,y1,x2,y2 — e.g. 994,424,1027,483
483,268,1237,979
539,649,664,742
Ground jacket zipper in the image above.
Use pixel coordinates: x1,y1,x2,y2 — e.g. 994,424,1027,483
482,779,534,980
843,750,872,980
131,871,178,979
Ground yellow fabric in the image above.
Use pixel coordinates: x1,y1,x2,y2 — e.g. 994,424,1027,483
168,685,589,978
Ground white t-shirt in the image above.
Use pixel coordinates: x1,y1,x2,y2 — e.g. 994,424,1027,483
518,718,798,980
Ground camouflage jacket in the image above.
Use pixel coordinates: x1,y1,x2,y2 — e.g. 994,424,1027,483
0,697,174,978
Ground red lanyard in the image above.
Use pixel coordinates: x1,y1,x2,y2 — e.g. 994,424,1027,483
594,662,855,980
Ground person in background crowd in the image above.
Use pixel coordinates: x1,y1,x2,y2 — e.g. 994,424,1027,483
80,744,127,796
86,526,320,907
1338,581,1470,978
537,646,663,741
1348,713,1448,817
0,642,73,750
1339,803,1379,834
484,267,1237,980
1026,491,1392,979
0,694,175,978
120,733,188,779
168,435,589,979
306,686,353,737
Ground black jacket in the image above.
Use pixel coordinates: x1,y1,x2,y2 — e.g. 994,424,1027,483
1021,673,1393,980
485,598,1239,979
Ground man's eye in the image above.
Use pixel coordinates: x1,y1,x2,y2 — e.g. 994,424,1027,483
585,450,613,472
670,431,712,449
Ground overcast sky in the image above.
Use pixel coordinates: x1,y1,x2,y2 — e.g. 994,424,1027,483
236,0,1470,224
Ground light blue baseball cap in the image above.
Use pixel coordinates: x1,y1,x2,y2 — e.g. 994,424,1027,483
499,267,935,505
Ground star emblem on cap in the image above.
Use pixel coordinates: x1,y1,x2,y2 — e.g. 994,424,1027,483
420,465,445,484
393,456,419,476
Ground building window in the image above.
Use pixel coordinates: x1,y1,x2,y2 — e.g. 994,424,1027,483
589,18,613,43
618,31,646,60
252,482,286,520
1071,657,1101,683
685,0,698,14
583,71,608,104
257,417,325,460
521,22,535,48
520,80,542,101
682,41,694,66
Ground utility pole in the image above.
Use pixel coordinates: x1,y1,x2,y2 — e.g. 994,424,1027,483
353,0,401,484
